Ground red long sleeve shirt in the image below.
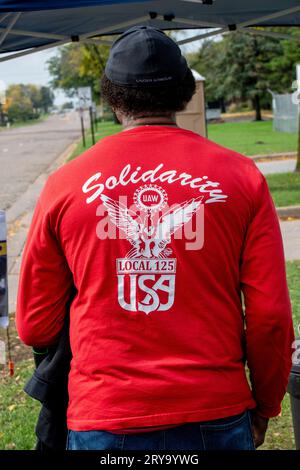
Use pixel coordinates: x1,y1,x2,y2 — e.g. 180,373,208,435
16,125,294,431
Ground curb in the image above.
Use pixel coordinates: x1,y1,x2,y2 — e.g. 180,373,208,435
277,205,300,220
250,152,297,163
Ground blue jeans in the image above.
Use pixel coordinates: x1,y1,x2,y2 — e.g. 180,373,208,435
67,410,256,450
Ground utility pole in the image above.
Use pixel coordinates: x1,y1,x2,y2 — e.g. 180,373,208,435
79,107,86,148
89,105,95,145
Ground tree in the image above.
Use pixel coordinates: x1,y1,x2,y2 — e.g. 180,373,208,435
47,43,110,103
5,84,35,122
4,84,54,122
48,44,91,97
219,32,282,120
26,84,42,117
187,29,300,120
267,28,300,93
188,39,226,107
266,28,300,171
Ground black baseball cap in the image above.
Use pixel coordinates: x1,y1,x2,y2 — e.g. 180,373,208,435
104,25,189,87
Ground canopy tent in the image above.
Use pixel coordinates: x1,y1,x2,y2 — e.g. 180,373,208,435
0,1,300,62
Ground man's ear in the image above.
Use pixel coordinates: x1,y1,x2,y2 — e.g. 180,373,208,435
114,110,124,124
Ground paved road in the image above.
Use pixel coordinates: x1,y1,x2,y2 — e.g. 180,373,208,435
0,111,86,211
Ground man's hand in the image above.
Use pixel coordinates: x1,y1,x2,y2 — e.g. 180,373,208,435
250,411,269,448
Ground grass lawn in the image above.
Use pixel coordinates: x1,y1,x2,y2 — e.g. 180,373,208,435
71,120,298,160
207,120,298,156
0,113,50,131
0,261,299,450
0,360,39,450
69,121,121,160
265,172,300,207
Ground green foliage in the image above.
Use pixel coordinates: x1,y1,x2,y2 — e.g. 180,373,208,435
47,43,110,102
6,85,35,122
188,39,226,104
48,29,300,120
188,28,300,118
220,33,281,102
5,84,54,123
40,86,55,113
48,44,91,97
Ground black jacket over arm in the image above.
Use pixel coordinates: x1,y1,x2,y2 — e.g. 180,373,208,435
24,313,72,450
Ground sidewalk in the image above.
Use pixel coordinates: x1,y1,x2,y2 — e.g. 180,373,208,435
280,219,300,261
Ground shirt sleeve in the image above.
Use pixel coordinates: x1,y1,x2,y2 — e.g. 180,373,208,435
240,172,295,418
16,178,74,348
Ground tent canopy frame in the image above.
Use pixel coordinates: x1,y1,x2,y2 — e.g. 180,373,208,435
0,3,300,62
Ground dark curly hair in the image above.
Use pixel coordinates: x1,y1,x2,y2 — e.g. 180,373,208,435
101,69,196,118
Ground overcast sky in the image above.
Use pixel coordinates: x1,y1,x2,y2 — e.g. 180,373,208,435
0,47,68,105
0,29,209,106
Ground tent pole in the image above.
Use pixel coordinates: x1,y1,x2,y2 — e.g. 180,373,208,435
78,15,149,39
0,26,67,40
2,6,300,56
0,15,149,62
240,28,300,42
83,38,114,46
0,13,11,25
0,12,21,47
173,6,300,32
237,5,300,28
177,25,300,46
173,16,224,29
0,39,68,62
177,27,227,45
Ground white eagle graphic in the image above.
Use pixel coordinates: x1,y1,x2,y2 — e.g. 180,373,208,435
101,194,203,259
